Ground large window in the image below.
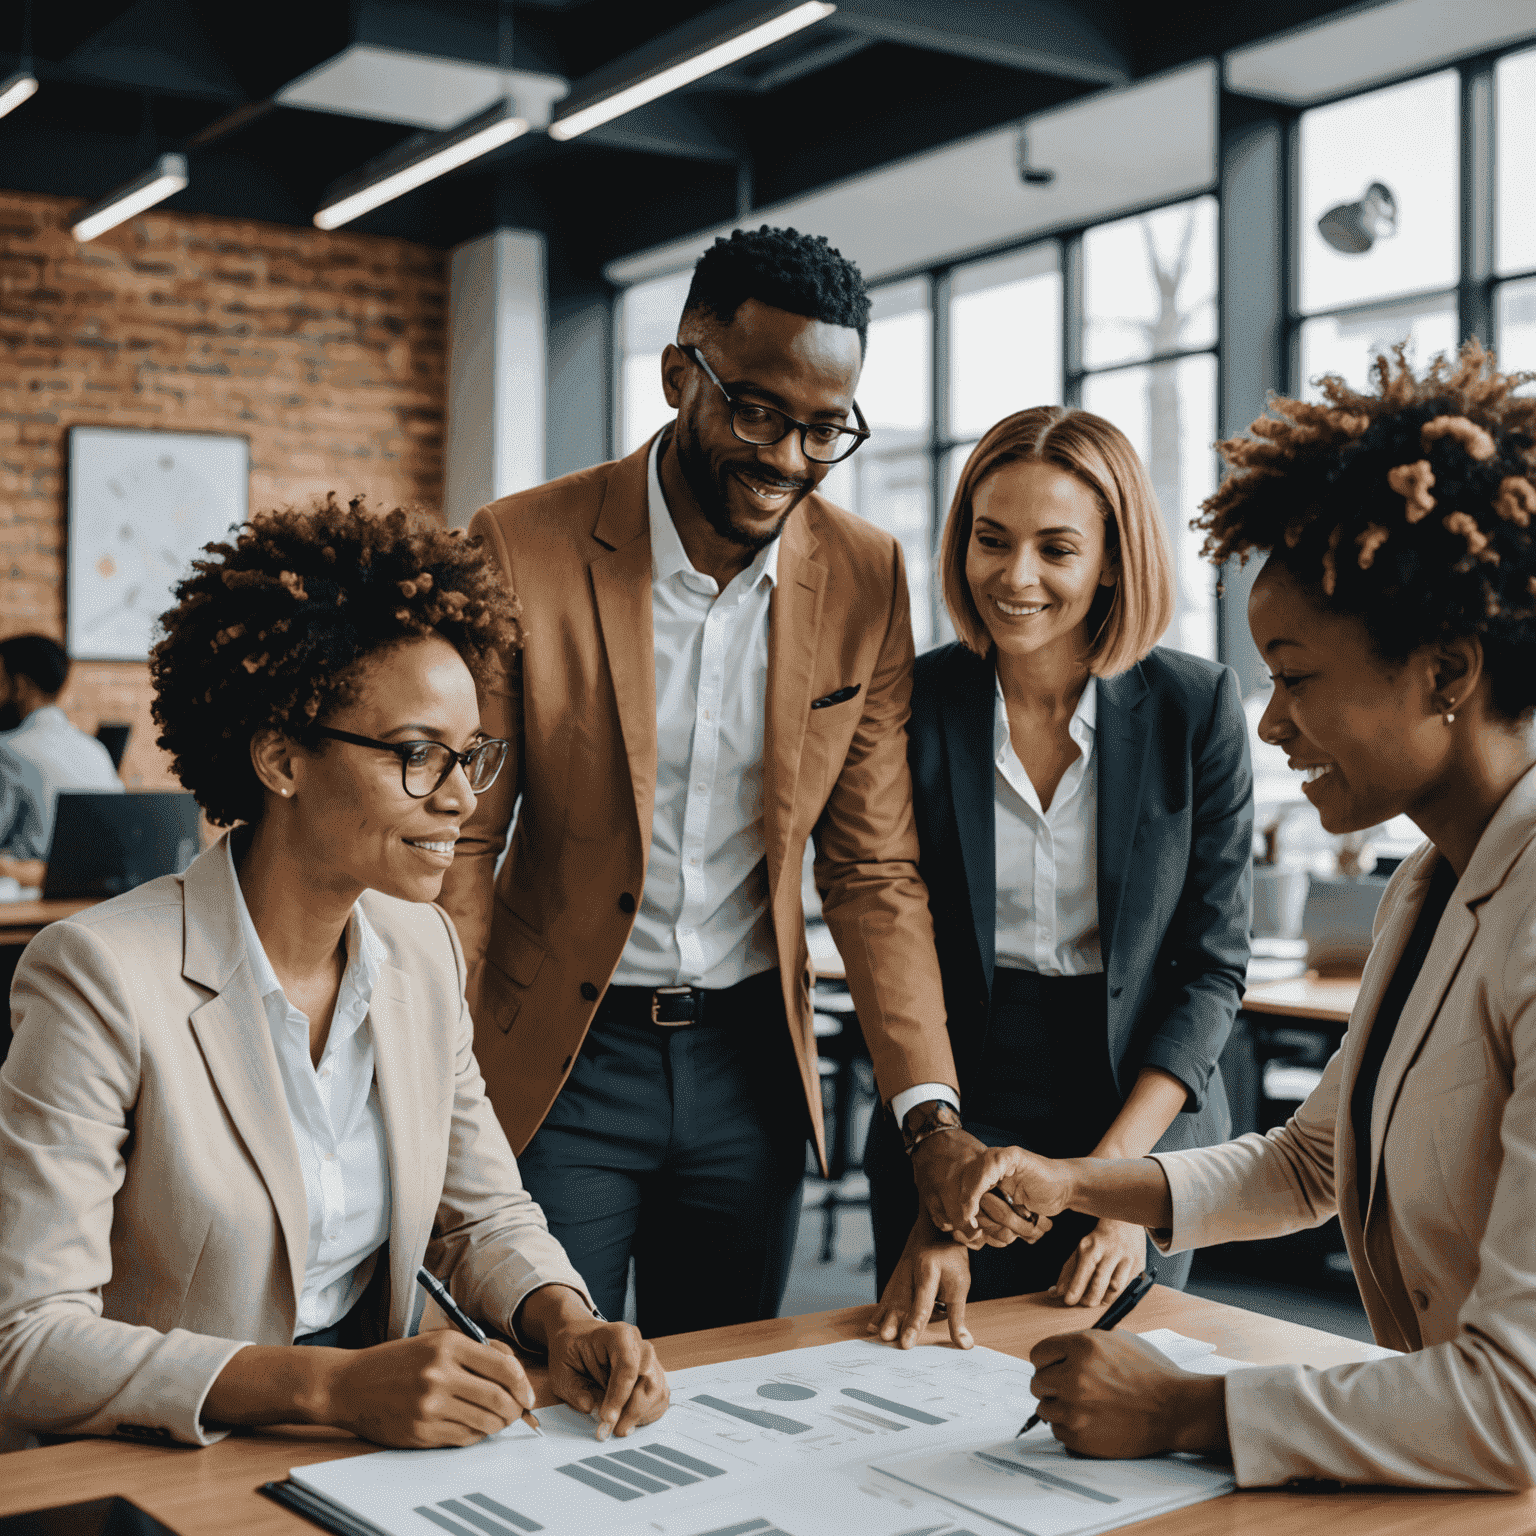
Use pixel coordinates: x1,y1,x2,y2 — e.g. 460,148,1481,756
1496,45,1536,376
1295,71,1461,392
617,269,692,457
1079,197,1219,660
1292,51,1536,395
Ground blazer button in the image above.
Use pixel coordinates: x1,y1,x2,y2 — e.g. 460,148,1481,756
580,982,599,1002
618,893,636,914
1412,1288,1430,1312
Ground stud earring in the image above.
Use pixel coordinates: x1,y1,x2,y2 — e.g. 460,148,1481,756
1444,707,1457,724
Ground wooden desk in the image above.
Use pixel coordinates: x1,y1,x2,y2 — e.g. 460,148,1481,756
1241,972,1361,1026
0,897,95,948
1,1289,1529,1536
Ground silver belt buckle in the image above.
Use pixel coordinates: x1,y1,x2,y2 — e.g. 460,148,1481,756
651,985,693,1025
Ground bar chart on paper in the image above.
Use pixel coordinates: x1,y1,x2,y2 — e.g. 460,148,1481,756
289,1338,1234,1536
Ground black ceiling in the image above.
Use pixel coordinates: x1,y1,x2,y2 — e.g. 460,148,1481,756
0,0,1375,281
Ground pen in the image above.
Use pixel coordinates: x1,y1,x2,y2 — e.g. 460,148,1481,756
415,1264,542,1437
1016,1266,1158,1437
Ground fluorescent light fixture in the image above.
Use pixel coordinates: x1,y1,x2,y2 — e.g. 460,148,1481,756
0,70,37,120
549,0,836,142
315,98,529,231
71,153,189,243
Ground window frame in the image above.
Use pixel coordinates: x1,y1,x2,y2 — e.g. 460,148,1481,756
1282,48,1536,397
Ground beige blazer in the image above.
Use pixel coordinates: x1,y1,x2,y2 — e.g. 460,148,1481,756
438,436,956,1167
1153,761,1536,1490
0,838,591,1450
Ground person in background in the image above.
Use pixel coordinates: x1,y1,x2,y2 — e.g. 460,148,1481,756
866,407,1252,1348
0,498,665,1452
438,226,980,1339
955,344,1536,1491
0,633,123,860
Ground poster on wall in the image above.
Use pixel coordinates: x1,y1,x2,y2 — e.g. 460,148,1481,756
66,426,250,662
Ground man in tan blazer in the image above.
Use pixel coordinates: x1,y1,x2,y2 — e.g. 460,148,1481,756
440,227,966,1337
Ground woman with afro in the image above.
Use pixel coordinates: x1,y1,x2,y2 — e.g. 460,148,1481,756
953,342,1536,1489
0,497,667,1454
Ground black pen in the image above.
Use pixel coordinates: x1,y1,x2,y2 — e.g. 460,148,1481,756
415,1264,542,1436
1016,1266,1158,1437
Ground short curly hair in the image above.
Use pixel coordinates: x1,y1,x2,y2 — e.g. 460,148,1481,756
151,495,519,827
682,225,871,348
1195,340,1536,722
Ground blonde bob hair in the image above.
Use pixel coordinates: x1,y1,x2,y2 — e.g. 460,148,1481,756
940,406,1175,677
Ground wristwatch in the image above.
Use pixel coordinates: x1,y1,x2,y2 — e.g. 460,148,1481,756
900,1099,964,1156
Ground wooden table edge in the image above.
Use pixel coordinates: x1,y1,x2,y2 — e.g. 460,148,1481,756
1,1289,1531,1536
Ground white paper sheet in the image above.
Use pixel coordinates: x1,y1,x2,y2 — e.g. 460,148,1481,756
290,1337,1235,1536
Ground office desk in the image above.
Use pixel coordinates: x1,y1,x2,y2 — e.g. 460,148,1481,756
0,897,95,947
1,1288,1530,1536
1241,972,1361,1027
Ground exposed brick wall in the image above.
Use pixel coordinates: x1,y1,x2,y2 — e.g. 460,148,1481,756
0,191,447,789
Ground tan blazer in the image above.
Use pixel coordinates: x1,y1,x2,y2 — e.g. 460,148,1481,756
438,435,957,1167
1153,762,1536,1490
0,838,592,1450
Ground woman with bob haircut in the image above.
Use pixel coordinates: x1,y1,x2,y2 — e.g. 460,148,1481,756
867,405,1252,1350
0,497,667,1452
954,345,1536,1490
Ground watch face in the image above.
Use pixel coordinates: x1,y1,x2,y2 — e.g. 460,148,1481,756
68,428,248,661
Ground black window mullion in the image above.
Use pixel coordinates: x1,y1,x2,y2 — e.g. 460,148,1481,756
1461,57,1497,349
1063,233,1085,406
930,268,951,641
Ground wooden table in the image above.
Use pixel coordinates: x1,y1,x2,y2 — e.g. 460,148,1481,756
0,897,95,947
1241,972,1361,1026
2,1288,1530,1536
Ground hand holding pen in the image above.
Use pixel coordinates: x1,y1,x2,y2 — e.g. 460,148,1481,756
1017,1267,1157,1436
416,1265,544,1437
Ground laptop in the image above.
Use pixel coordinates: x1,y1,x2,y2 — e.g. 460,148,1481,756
1301,873,1390,977
43,792,201,900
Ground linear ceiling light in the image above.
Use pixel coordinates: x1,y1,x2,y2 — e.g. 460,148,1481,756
548,1,836,142
0,69,37,119
71,153,189,243
315,98,529,231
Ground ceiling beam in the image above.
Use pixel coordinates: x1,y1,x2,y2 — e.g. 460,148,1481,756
576,94,746,162
711,31,874,93
832,0,1129,86
551,0,836,128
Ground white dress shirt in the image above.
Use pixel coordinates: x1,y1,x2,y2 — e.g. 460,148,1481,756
611,432,779,990
892,675,1102,1126
226,840,392,1337
0,703,122,847
994,673,1102,975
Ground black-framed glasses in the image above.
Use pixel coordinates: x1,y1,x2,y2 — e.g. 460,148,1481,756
680,344,871,464
313,728,510,799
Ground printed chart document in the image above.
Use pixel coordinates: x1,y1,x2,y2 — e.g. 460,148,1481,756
291,1337,1238,1536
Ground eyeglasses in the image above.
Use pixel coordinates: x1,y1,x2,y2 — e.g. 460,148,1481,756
680,344,870,464
313,727,510,799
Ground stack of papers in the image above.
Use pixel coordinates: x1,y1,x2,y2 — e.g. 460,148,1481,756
290,1337,1239,1536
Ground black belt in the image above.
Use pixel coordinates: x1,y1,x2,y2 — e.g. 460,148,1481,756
598,969,780,1027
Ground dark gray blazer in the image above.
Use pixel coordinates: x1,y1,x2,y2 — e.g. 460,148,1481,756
909,641,1252,1154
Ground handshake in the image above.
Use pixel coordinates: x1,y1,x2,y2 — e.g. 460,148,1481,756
921,1140,1077,1250
871,1131,1176,1355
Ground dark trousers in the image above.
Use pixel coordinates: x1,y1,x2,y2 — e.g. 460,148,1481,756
515,970,809,1340
867,967,1192,1300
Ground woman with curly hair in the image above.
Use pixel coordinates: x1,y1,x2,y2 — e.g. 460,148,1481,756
955,342,1536,1489
0,497,667,1453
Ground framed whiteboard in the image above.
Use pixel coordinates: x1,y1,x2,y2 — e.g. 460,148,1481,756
66,427,249,662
